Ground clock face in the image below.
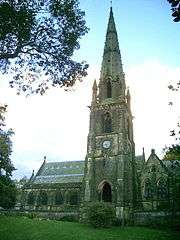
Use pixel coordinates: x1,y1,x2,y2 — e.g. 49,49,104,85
102,140,111,149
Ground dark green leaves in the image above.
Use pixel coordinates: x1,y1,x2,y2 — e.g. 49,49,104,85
167,0,180,22
0,0,89,95
0,105,15,177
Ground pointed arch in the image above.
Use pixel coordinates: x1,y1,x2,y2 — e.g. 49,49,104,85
103,112,112,133
157,178,168,199
98,180,112,202
55,191,64,205
27,191,35,205
37,191,48,205
107,79,112,98
143,179,154,200
69,191,79,205
102,182,112,202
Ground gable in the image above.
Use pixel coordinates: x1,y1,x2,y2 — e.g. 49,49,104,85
32,161,85,184
141,150,168,181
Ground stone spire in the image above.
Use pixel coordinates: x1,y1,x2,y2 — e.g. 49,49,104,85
98,7,126,101
100,7,123,79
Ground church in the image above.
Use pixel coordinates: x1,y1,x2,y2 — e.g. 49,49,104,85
21,7,180,221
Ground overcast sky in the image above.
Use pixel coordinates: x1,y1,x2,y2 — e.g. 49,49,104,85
0,0,180,179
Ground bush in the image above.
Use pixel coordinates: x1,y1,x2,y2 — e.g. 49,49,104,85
0,176,16,209
60,215,78,222
86,202,116,228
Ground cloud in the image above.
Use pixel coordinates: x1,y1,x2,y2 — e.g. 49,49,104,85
126,60,180,157
0,62,179,179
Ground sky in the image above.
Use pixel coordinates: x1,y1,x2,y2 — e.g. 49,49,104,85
0,0,180,179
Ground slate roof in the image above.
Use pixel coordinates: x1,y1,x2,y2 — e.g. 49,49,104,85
32,161,85,184
161,160,180,175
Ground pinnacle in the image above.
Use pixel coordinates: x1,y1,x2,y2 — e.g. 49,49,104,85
93,79,97,90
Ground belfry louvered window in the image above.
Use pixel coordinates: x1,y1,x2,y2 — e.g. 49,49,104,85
103,112,112,133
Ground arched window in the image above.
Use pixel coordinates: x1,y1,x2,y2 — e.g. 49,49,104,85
107,80,112,98
102,182,112,202
55,191,63,205
38,191,48,205
144,180,154,200
151,165,156,173
27,192,35,205
103,112,112,133
157,179,168,199
69,192,78,205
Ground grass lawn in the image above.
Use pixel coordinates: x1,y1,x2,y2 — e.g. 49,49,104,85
0,215,179,240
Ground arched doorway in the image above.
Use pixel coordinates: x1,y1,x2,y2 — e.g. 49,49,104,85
102,182,112,202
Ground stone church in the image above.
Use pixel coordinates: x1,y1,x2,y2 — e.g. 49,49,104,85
21,8,180,220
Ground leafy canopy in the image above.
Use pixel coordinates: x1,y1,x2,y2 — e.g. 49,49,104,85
167,0,180,22
0,104,16,209
163,144,180,160
0,0,89,95
0,104,15,177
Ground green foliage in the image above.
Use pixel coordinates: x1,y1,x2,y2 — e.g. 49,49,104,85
163,145,180,160
139,215,180,231
167,0,180,22
0,215,179,240
0,0,89,95
0,104,16,209
0,176,16,209
86,202,116,228
0,104,15,177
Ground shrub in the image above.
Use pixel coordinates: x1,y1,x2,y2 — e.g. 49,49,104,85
60,215,78,222
0,177,16,209
86,202,116,228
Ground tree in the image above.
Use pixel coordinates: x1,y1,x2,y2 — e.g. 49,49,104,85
0,104,16,209
0,175,16,209
167,0,180,22
0,0,89,95
163,144,180,160
0,105,15,176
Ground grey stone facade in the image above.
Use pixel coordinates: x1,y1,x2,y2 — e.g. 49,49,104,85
20,7,180,220
83,7,135,219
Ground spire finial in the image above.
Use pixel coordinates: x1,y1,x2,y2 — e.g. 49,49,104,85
110,0,112,7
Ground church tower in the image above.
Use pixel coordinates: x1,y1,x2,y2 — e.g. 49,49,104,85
84,7,136,218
